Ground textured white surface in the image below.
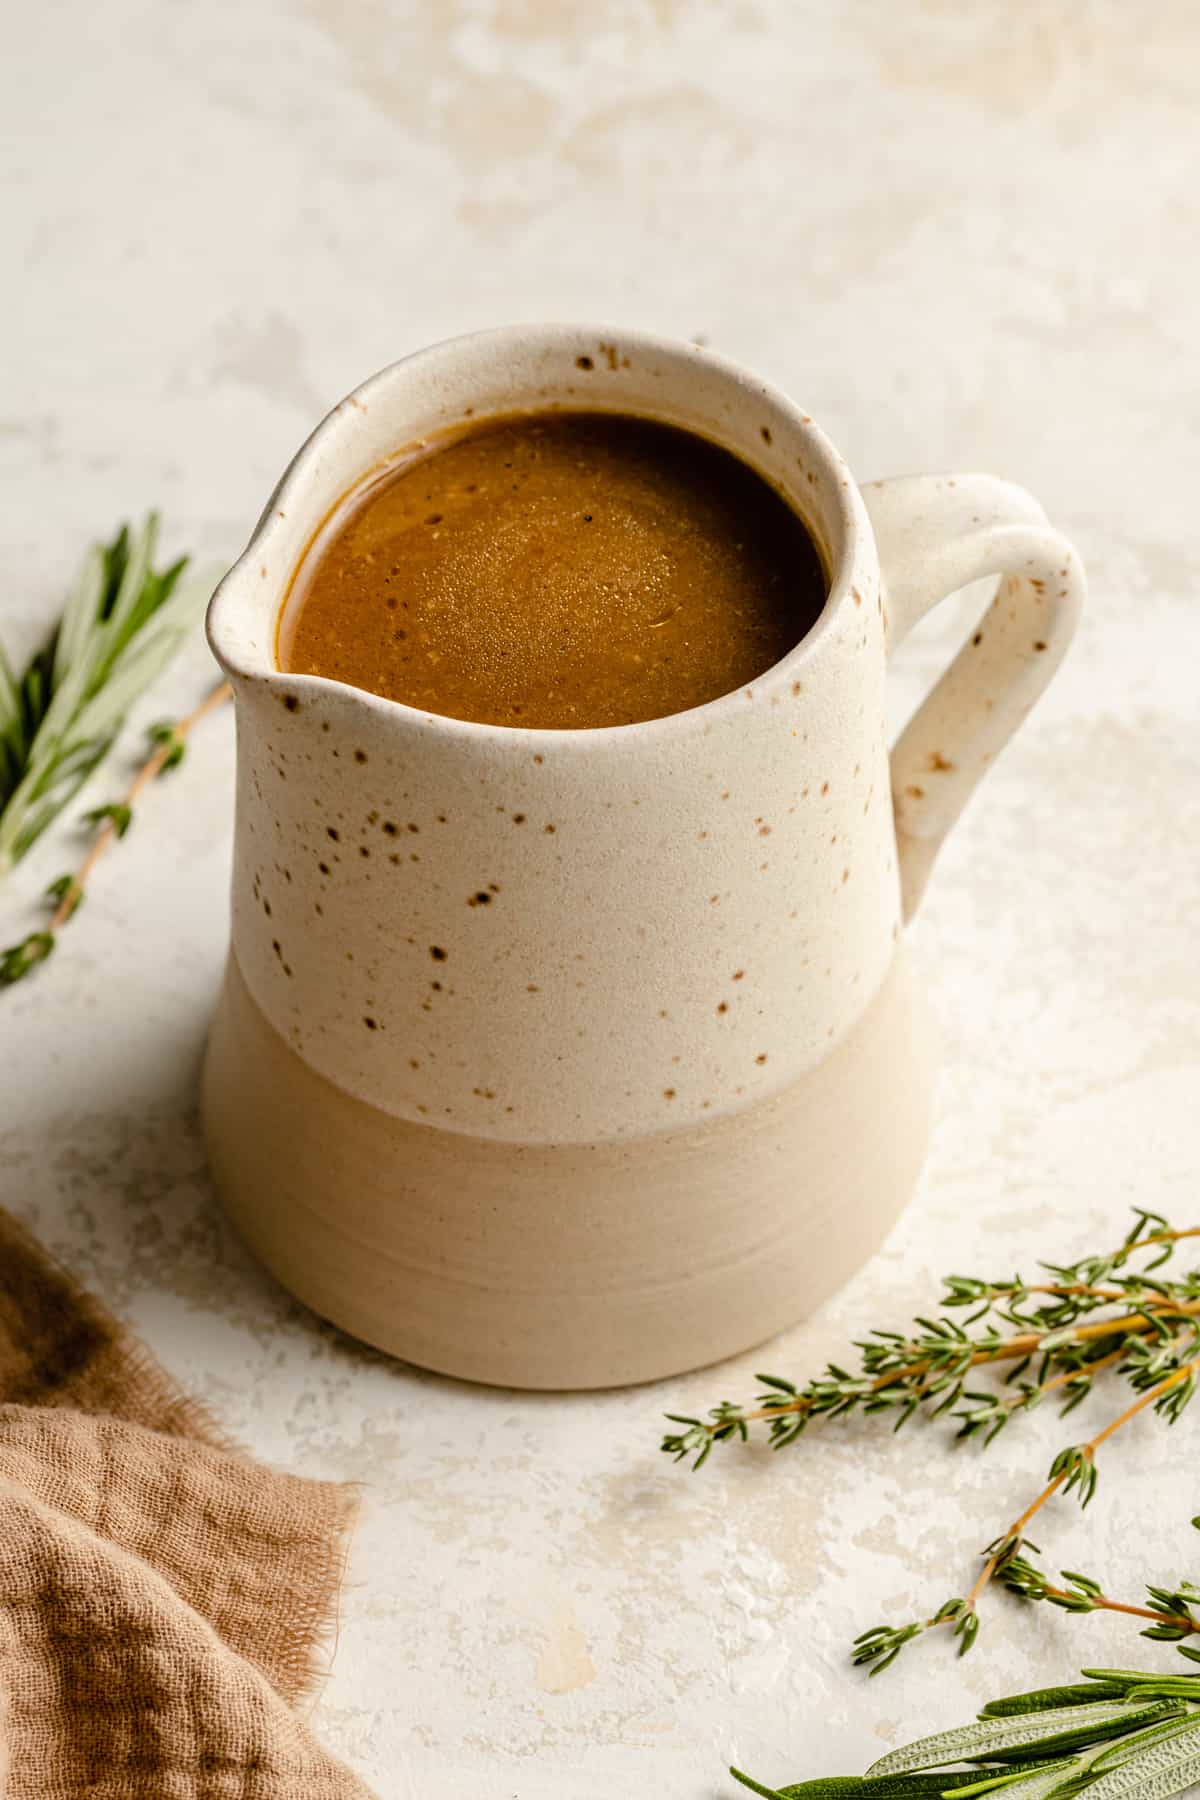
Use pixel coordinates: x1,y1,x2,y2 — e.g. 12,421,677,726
4,3,1200,1795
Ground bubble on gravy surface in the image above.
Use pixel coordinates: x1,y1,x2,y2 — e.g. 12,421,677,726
279,410,827,730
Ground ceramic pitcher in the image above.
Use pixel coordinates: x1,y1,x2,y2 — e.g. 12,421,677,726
202,324,1084,1388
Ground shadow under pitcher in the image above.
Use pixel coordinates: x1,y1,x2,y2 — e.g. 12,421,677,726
202,324,1085,1389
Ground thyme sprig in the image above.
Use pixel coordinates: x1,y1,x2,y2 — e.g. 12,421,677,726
1000,1520,1200,1660
732,1664,1200,1799
0,681,231,987
853,1343,1200,1673
663,1212,1200,1670
663,1212,1199,1464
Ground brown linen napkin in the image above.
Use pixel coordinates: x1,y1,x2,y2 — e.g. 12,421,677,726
0,1206,374,1799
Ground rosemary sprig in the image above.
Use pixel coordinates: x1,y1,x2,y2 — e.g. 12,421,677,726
0,681,232,987
731,1664,1200,1799
0,514,215,874
662,1211,1200,1669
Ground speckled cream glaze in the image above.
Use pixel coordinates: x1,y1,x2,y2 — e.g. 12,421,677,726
208,328,894,1143
204,324,1084,1381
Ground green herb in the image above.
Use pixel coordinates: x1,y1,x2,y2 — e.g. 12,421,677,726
730,1665,1200,1799
0,930,54,985
663,1212,1200,1667
0,514,214,874
0,682,230,988
82,802,133,838
998,1525,1200,1658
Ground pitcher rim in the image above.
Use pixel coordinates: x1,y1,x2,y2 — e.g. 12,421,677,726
205,321,873,750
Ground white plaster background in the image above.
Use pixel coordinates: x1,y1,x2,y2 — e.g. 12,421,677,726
3,2,1200,1794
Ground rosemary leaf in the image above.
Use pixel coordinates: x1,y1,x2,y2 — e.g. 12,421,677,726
1080,1713,1200,1798
744,1669,1200,1800
742,1774,1023,1797
0,679,230,991
865,1700,1174,1777
0,514,216,874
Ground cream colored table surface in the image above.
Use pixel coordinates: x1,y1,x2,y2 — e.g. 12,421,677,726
5,5,1200,1795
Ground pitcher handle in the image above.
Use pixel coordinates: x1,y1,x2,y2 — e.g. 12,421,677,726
861,474,1085,921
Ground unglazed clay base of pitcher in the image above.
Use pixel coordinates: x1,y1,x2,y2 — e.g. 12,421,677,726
202,946,934,1390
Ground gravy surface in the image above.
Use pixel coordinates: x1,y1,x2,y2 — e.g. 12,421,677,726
279,411,826,729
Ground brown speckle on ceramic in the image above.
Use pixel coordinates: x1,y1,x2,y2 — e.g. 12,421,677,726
204,325,1083,1386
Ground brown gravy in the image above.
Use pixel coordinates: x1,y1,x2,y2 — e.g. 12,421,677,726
279,410,827,729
